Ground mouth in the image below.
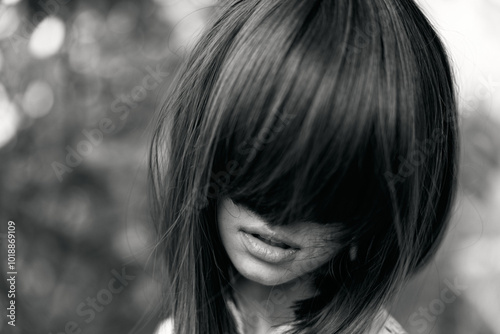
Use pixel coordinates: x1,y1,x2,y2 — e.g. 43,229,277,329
250,233,292,249
239,228,301,264
247,233,298,250
240,228,301,250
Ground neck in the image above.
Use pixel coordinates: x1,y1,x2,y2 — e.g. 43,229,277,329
230,272,316,333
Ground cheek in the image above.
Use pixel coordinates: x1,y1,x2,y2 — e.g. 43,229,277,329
217,199,248,265
290,245,336,277
289,231,338,276
217,200,237,245
218,215,238,259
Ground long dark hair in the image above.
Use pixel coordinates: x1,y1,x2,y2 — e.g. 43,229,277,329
149,0,459,333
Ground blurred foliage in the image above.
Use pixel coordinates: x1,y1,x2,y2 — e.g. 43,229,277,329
0,0,215,333
0,0,499,334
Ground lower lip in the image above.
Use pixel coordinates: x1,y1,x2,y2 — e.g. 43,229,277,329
240,231,298,264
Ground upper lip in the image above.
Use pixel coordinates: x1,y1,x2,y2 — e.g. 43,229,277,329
240,226,301,250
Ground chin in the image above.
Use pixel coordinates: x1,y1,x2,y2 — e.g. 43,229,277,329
233,258,298,286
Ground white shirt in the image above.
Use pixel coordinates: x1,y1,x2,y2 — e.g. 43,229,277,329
154,300,407,334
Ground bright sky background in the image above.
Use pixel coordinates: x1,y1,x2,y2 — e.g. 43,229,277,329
164,0,500,121
417,0,500,121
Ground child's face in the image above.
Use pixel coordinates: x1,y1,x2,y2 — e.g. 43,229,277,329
218,198,339,286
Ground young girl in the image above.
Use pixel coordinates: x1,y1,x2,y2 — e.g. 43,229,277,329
149,0,459,333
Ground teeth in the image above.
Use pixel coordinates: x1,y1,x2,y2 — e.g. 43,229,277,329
252,234,290,249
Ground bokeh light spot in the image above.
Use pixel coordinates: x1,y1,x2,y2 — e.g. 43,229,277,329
1,0,22,5
22,80,54,118
0,83,20,148
0,5,20,39
29,16,65,59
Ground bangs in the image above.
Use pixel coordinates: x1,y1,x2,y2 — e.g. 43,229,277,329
205,0,398,229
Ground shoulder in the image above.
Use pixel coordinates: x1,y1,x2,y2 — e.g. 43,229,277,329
154,317,174,334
